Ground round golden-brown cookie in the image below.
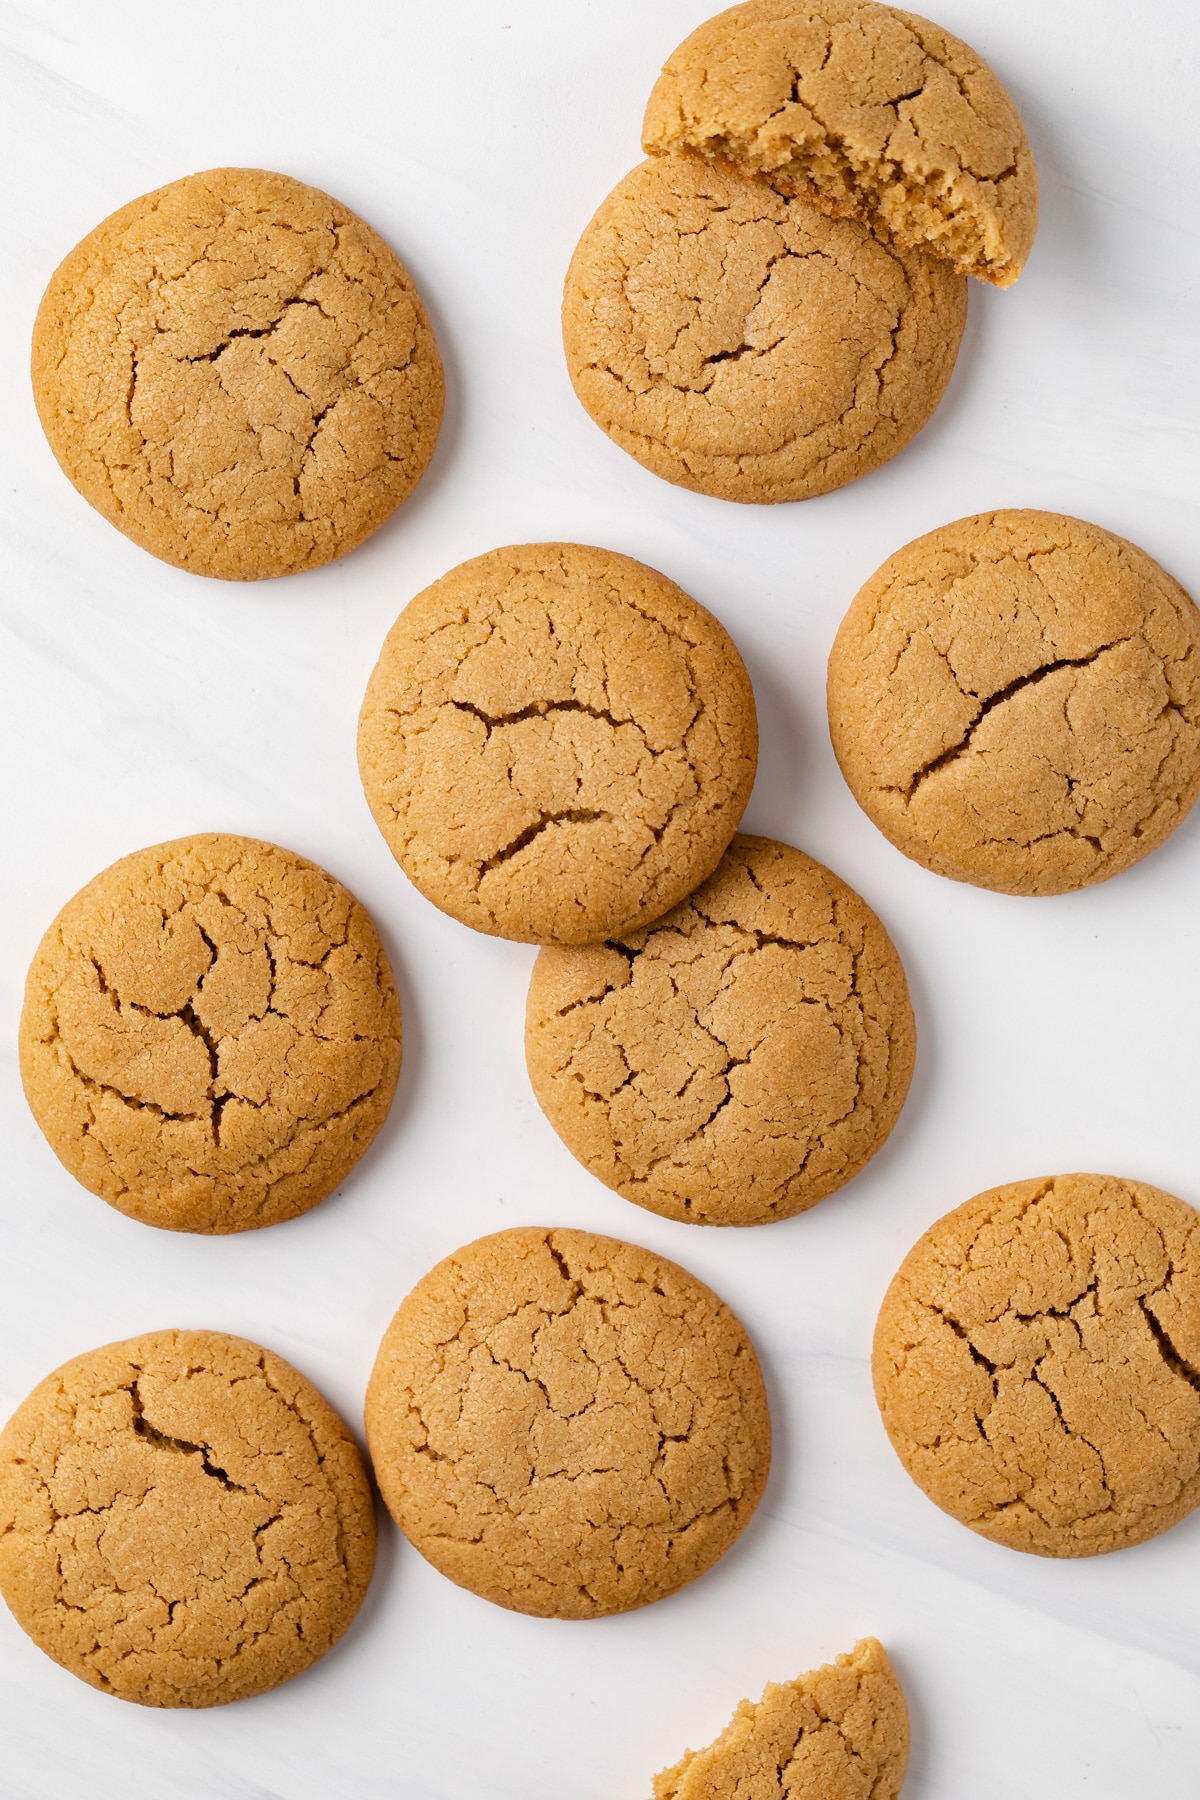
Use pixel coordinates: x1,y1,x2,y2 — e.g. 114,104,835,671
19,834,401,1233
873,1174,1200,1557
827,511,1200,895
525,835,914,1225
357,543,758,944
562,155,966,504
0,1329,375,1706
643,0,1038,288
32,167,443,580
653,1637,909,1800
364,1227,771,1618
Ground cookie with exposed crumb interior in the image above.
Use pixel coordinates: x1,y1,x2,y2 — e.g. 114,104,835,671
643,0,1037,287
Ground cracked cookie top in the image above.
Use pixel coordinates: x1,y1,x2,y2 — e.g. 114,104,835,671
364,1227,771,1618
873,1174,1200,1557
643,0,1037,287
19,834,401,1233
357,543,758,944
525,836,914,1226
31,167,443,580
827,511,1200,895
562,155,965,504
653,1636,909,1799
0,1329,375,1706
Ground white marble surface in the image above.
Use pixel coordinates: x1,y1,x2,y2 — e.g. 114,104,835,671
2,2,1199,1794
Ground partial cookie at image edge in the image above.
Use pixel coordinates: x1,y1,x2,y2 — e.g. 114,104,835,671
872,1173,1200,1556
357,542,758,944
652,1636,909,1799
642,0,1038,287
827,510,1200,895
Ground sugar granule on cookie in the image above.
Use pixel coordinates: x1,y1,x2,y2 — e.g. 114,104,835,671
643,0,1038,287
32,167,443,579
358,543,758,944
827,510,1200,895
19,834,401,1233
0,1330,376,1706
365,1227,771,1618
526,835,914,1225
563,156,965,504
873,1173,1200,1556
652,1637,909,1799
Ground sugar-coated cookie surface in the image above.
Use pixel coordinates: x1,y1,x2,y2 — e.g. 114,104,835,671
873,1174,1200,1557
827,511,1200,895
358,543,757,944
644,0,1037,287
32,167,443,579
19,834,401,1233
0,1330,375,1706
526,836,914,1225
365,1227,771,1618
563,156,965,503
653,1637,909,1799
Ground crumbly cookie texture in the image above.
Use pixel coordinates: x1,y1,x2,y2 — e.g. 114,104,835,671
526,836,914,1226
563,156,965,504
827,511,1200,895
19,834,401,1233
0,1330,375,1707
643,0,1037,288
365,1227,771,1618
32,167,443,580
653,1637,909,1800
873,1174,1200,1557
358,543,758,944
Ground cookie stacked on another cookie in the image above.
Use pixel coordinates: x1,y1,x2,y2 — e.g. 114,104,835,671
358,542,758,944
564,1,1037,503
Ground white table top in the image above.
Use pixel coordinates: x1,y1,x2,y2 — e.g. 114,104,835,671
2,3,1198,1795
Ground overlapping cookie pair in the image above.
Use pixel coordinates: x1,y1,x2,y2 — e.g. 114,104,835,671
358,540,917,1228
563,0,1038,503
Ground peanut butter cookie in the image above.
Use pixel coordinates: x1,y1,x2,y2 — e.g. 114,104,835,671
0,1330,375,1706
653,1637,909,1799
827,512,1200,895
873,1174,1200,1556
525,836,914,1225
20,834,401,1233
32,167,443,579
562,155,966,503
358,543,758,944
365,1227,771,1618
644,0,1038,287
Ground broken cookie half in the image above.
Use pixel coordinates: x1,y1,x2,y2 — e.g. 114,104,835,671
643,0,1037,288
653,1637,909,1799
